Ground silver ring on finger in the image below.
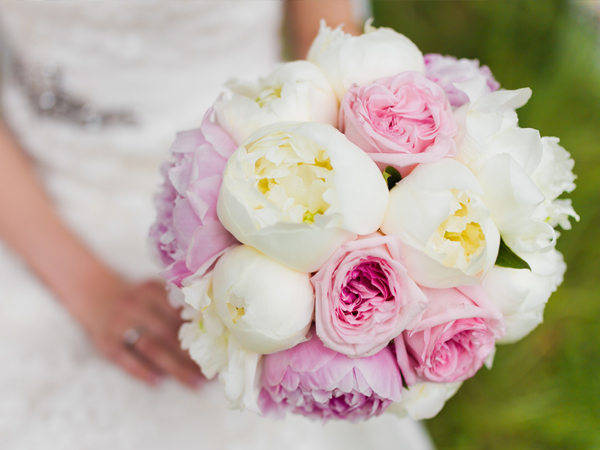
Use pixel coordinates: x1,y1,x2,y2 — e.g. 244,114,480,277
123,326,144,347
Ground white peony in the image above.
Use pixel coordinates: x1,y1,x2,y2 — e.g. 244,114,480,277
535,198,579,230
453,81,558,254
477,153,556,255
177,273,262,413
211,245,314,354
381,158,500,288
482,248,566,343
386,382,462,420
307,20,425,101
532,137,576,200
214,60,338,144
453,76,532,168
217,122,389,272
530,137,579,230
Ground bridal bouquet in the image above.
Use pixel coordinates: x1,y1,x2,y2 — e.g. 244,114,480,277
150,21,578,422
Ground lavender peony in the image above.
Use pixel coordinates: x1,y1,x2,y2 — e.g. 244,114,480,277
259,328,403,422
150,109,239,286
424,54,500,108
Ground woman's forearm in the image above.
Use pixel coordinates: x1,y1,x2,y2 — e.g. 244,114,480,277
285,0,360,60
0,120,123,317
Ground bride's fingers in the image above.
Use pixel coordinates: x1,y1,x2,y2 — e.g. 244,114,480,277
112,347,162,386
148,293,183,329
136,307,181,349
143,282,184,327
134,334,202,388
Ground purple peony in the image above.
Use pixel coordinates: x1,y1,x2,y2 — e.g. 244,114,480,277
259,328,403,422
424,54,500,108
150,109,239,286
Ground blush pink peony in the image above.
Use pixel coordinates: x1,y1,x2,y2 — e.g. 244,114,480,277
149,109,239,286
395,286,505,385
311,234,428,358
424,54,500,108
339,71,457,169
259,328,403,422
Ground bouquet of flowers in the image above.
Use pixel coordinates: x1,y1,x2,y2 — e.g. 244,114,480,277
150,21,578,422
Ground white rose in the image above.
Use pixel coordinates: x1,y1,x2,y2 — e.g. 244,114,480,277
307,20,425,101
482,248,566,344
214,60,338,144
386,382,462,420
177,273,262,413
381,158,500,288
217,122,389,272
212,245,314,354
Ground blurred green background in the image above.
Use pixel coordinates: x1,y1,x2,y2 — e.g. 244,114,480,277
370,1,600,448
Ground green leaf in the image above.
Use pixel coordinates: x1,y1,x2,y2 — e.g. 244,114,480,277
383,166,402,190
495,238,531,270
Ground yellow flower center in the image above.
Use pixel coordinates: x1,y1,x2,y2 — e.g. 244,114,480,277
429,190,487,270
248,133,335,224
444,222,485,261
227,304,246,324
255,85,282,107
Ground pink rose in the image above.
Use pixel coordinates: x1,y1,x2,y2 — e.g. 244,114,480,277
395,286,505,385
259,328,403,422
149,109,239,286
312,234,428,358
424,54,500,108
339,71,457,169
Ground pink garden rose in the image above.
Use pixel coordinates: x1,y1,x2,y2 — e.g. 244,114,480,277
339,71,457,169
150,109,239,286
395,286,505,385
424,54,500,108
312,234,428,358
259,328,403,422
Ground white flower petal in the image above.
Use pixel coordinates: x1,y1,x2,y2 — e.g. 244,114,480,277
217,122,388,272
308,21,424,100
212,245,314,354
214,61,338,144
482,248,566,343
386,382,462,420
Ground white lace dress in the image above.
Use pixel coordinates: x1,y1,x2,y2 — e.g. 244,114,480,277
0,3,434,449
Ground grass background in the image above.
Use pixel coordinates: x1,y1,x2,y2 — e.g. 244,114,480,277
370,1,600,448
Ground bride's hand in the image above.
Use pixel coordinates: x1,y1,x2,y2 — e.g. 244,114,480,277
76,278,204,388
0,121,202,388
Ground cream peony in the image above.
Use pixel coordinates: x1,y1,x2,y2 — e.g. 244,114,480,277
477,153,556,255
214,61,338,144
482,248,566,343
211,245,314,354
453,76,533,170
177,272,262,413
381,158,500,288
217,122,389,272
531,137,579,230
453,79,562,254
386,382,462,420
307,20,425,101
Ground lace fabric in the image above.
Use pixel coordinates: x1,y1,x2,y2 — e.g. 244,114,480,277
0,3,433,449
